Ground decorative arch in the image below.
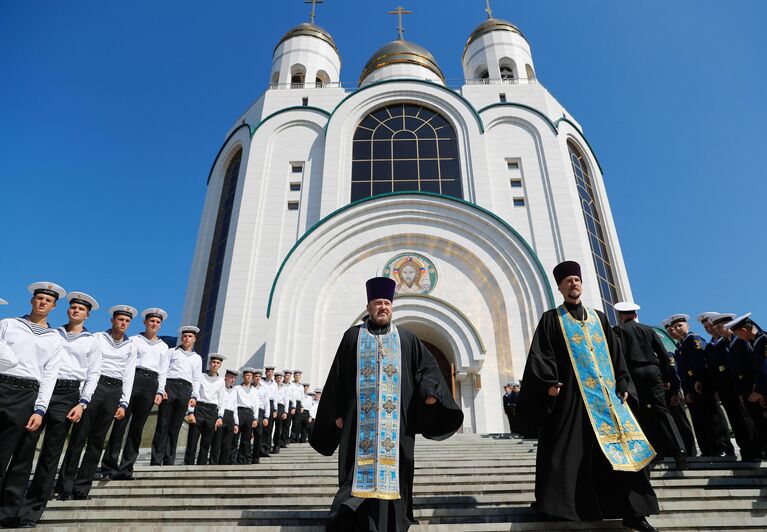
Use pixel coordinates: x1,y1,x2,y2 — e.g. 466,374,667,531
270,71,280,87
290,64,306,86
499,57,517,80
525,64,535,80
315,69,330,87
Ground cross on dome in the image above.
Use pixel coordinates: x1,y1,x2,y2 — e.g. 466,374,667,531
304,0,324,25
484,0,493,19
388,6,412,40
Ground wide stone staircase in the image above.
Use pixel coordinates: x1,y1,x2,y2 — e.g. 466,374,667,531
37,435,767,531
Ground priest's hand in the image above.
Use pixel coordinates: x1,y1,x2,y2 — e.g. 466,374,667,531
548,383,563,397
25,413,43,432
425,395,437,405
617,391,628,403
335,417,343,429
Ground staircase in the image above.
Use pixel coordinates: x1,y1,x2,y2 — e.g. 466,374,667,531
37,435,767,530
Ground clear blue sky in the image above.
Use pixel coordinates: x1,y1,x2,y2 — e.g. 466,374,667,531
1,0,765,336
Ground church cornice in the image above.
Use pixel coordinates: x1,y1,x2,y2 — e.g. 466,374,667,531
266,191,556,318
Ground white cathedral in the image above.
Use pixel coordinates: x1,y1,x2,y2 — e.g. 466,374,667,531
181,8,633,433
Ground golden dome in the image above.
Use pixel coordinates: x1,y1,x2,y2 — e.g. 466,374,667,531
359,39,445,85
275,23,338,55
462,18,527,58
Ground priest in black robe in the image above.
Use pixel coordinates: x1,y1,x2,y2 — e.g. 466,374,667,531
518,261,659,532
310,277,463,532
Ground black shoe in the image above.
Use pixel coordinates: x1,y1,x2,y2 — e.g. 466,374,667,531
622,517,658,531
73,493,91,501
253,458,260,464
0,517,20,529
99,472,113,480
57,492,72,501
674,450,688,470
19,520,37,528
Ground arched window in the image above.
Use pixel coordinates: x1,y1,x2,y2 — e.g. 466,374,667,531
525,64,535,80
270,71,280,87
351,103,462,201
197,149,242,357
475,66,489,81
315,70,330,87
290,65,305,87
567,140,619,324
500,65,515,80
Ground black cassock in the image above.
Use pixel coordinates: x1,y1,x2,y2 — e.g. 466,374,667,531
310,324,463,532
518,303,659,522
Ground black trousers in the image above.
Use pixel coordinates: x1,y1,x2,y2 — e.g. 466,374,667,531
667,398,697,456
717,388,760,459
303,417,314,442
687,391,733,456
261,400,276,455
102,371,158,477
630,364,685,456
184,402,218,465
280,410,293,447
252,409,265,462
18,383,79,523
272,405,285,452
0,381,38,523
211,410,236,465
236,407,254,464
291,406,304,442
58,378,122,497
151,379,191,466
744,397,767,457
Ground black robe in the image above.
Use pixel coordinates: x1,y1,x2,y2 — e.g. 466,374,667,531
310,324,463,532
518,302,659,522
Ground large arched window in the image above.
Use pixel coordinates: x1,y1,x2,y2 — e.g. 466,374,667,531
351,103,462,201
197,149,242,357
567,140,619,324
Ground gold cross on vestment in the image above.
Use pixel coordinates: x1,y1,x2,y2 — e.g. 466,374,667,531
304,0,324,24
388,6,412,40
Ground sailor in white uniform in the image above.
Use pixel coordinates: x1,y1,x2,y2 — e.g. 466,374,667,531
185,353,226,465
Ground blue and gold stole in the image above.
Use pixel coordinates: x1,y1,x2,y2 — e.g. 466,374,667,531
557,305,655,471
351,323,402,500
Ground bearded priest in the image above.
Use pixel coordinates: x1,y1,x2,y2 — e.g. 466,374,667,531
310,276,463,532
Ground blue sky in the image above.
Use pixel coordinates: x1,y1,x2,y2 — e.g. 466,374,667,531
1,0,765,337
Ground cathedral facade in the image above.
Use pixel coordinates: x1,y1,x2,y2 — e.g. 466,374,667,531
181,13,632,433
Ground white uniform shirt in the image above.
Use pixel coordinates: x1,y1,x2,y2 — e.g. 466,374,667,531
255,383,271,418
222,386,240,425
275,383,289,412
235,384,258,413
131,334,171,394
0,317,63,414
308,396,319,419
290,382,304,409
0,338,18,371
196,373,226,418
166,347,202,399
56,327,102,404
260,378,277,410
94,331,138,408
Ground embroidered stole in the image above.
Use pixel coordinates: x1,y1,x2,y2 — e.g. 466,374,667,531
557,305,655,471
351,323,402,500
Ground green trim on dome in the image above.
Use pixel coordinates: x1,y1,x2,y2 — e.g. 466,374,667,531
266,191,555,318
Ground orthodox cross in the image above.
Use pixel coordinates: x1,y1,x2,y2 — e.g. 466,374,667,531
304,0,324,24
388,6,412,40
484,0,493,19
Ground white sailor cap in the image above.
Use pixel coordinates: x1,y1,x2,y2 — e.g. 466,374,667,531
225,368,239,376
293,369,303,374
274,370,284,377
253,368,264,376
208,352,225,362
28,282,66,301
725,313,752,330
142,307,168,321
264,365,275,371
302,382,310,387
0,298,7,305
696,311,718,323
178,325,200,335
313,387,322,393
710,313,735,325
67,291,99,311
665,314,689,326
241,366,256,374
109,305,138,319
614,301,640,313
283,369,293,374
